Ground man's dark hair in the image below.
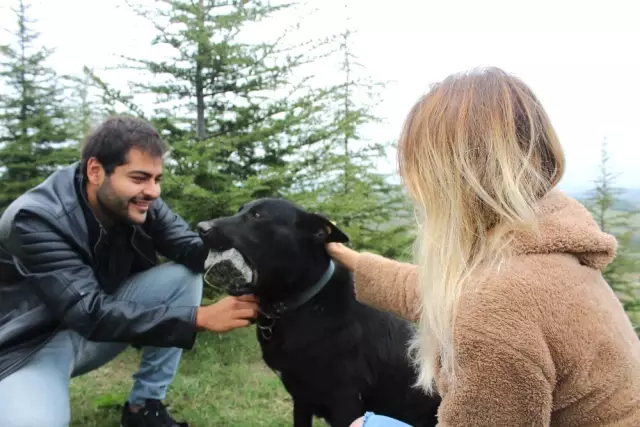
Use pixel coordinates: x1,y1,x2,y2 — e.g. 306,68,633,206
80,115,168,176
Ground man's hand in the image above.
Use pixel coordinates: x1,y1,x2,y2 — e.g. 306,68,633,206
195,294,259,333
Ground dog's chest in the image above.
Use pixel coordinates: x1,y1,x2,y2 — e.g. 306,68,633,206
257,316,362,390
263,346,352,400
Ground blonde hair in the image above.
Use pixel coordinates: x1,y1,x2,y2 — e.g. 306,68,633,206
398,67,565,394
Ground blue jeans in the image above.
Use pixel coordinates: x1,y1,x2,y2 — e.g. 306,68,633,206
0,262,203,427
361,412,413,427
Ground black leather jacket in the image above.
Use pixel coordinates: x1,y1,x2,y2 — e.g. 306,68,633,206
0,162,208,382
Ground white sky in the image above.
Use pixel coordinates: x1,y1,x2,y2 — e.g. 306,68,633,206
1,0,638,193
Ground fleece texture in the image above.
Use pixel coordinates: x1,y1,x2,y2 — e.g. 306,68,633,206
353,189,640,427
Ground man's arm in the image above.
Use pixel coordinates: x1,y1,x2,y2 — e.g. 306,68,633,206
9,210,199,349
147,197,208,273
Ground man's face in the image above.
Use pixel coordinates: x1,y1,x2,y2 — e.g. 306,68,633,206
87,148,164,225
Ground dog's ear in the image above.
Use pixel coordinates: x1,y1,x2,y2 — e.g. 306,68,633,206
298,212,349,244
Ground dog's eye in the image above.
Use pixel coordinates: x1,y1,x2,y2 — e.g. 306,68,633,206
251,211,261,219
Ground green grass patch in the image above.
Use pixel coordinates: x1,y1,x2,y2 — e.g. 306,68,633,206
69,326,329,426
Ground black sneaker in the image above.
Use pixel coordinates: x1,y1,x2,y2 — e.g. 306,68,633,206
120,399,188,427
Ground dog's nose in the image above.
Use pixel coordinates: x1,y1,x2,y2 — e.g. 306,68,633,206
196,221,233,251
196,221,213,236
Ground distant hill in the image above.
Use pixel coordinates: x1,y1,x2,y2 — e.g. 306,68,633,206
569,188,640,212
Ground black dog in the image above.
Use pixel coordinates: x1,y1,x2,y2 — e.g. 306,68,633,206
197,198,440,427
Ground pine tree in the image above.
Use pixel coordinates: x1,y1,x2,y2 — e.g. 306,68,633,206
0,1,77,211
64,69,112,142
284,5,415,259
0,0,79,212
584,137,640,330
91,0,337,226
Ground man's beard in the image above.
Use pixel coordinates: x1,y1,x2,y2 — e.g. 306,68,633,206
96,179,150,225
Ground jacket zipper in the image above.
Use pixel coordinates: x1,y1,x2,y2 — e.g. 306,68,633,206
129,227,156,267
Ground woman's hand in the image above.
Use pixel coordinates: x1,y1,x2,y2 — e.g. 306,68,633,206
326,242,361,272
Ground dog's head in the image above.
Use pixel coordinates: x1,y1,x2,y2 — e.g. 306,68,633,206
196,198,349,298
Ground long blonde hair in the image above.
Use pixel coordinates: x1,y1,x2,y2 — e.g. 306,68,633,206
398,67,565,394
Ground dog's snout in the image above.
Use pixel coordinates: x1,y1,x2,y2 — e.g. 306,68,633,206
196,221,213,236
197,220,233,251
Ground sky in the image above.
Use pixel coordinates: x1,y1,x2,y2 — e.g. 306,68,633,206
0,0,638,193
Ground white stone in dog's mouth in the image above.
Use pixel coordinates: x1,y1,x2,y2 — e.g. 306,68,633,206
204,248,255,286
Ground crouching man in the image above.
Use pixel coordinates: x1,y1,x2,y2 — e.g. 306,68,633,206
0,115,258,427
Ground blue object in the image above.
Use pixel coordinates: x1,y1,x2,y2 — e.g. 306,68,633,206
361,412,413,427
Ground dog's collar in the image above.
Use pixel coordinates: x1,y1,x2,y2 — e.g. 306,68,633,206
263,260,335,317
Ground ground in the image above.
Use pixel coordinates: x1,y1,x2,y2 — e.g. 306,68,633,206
69,326,329,427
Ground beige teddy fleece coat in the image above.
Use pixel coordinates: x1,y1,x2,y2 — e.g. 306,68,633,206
352,189,640,426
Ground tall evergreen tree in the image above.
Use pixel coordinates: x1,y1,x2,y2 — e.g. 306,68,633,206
284,6,415,259
583,137,640,330
94,0,336,225
64,69,112,142
0,0,78,212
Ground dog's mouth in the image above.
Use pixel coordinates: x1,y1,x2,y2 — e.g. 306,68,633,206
203,248,259,296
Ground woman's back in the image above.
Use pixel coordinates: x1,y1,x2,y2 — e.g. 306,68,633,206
349,189,640,425
437,189,640,426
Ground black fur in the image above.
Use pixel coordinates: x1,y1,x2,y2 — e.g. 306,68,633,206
197,198,440,427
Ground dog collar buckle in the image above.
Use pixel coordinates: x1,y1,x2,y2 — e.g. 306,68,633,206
272,301,287,315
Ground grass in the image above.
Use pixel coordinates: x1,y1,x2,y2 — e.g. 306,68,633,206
69,325,329,427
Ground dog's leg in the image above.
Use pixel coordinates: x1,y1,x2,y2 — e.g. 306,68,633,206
293,398,314,427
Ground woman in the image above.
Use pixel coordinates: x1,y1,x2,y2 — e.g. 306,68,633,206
331,67,640,426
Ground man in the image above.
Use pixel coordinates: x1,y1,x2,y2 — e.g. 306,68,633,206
0,115,259,427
